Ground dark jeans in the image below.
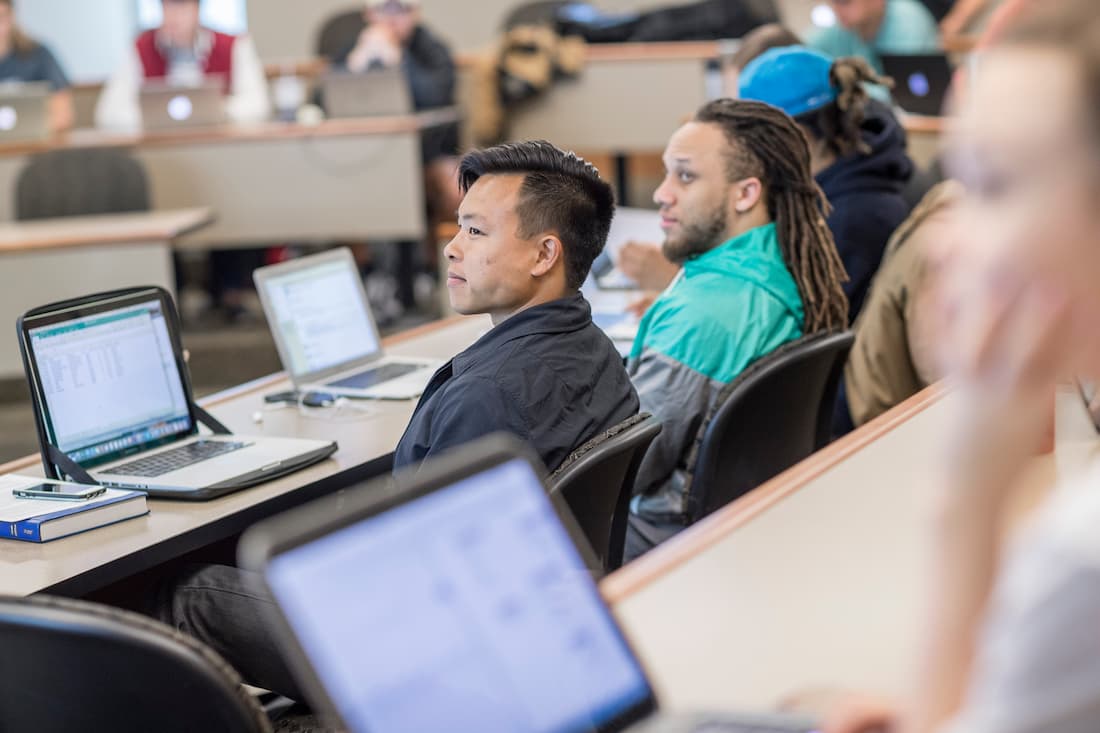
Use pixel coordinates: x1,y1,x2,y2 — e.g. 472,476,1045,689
624,513,684,563
148,563,303,701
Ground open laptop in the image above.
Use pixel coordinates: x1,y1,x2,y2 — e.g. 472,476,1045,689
253,248,440,400
321,68,413,119
0,81,50,142
880,54,954,117
239,435,820,733
18,287,338,500
139,79,227,131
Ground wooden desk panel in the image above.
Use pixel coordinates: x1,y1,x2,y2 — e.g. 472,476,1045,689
0,316,490,599
0,208,212,254
603,386,1100,712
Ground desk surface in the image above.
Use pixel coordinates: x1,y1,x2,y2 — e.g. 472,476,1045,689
0,315,491,598
0,208,214,254
602,385,1100,712
0,108,458,158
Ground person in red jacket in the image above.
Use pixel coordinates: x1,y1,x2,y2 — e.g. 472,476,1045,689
95,0,269,130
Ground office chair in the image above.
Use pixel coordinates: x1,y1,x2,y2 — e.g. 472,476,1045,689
549,413,662,572
684,331,855,523
0,595,271,733
316,9,367,60
15,147,150,220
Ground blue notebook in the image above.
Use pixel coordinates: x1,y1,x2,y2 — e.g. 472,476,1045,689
0,475,148,543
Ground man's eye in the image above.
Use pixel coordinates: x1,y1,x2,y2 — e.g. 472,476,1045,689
678,171,695,183
468,227,484,236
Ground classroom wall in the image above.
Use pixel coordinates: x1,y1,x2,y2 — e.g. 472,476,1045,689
245,0,822,60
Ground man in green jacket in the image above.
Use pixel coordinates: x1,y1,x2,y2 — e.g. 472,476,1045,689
626,99,849,560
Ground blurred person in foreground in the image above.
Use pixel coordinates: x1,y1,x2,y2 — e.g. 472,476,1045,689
817,1,1100,731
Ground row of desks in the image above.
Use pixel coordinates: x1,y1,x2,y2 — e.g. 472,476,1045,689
2,313,1094,711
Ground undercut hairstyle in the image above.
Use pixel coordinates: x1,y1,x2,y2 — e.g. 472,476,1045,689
695,99,849,333
727,23,802,72
796,57,893,159
1001,0,1100,147
458,140,615,290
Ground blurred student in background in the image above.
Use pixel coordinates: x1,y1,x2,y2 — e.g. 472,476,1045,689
822,1,1100,730
739,48,913,322
811,0,939,73
333,0,460,219
95,0,270,130
0,0,72,132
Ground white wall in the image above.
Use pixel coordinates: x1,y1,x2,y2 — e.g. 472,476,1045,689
19,0,136,83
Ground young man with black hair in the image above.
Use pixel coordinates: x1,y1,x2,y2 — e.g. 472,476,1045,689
142,141,639,701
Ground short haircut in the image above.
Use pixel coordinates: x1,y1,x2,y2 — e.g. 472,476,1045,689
728,23,802,72
458,141,615,290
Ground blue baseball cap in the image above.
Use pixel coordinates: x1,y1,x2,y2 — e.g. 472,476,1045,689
737,46,838,118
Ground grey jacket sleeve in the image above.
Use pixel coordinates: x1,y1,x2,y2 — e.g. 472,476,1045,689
629,348,720,520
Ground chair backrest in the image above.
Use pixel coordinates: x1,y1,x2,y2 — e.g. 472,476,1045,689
316,9,367,60
501,1,573,30
685,331,854,522
549,413,662,572
0,595,271,733
16,147,150,220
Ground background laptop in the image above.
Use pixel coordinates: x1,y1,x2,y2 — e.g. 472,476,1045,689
240,435,819,733
0,81,50,143
880,54,954,117
18,287,337,500
253,248,440,400
139,79,227,131
322,68,413,119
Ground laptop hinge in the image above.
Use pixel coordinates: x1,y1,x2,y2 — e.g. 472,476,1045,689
45,444,97,485
193,403,232,436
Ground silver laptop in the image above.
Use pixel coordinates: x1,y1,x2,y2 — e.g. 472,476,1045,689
322,68,413,118
139,78,227,130
0,81,50,142
18,288,337,501
239,435,820,733
253,248,440,400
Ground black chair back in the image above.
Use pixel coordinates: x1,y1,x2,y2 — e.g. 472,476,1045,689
16,147,150,220
685,331,854,522
317,9,367,60
549,413,662,571
0,595,271,733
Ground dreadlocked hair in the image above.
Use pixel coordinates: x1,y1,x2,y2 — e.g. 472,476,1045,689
695,98,849,333
797,57,892,159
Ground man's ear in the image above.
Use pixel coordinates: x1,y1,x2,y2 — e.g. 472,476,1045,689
531,233,563,278
731,176,764,214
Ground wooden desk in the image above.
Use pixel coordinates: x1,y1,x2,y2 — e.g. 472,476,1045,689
460,42,717,154
902,114,947,170
0,109,457,248
601,385,1100,712
0,208,214,378
0,315,491,599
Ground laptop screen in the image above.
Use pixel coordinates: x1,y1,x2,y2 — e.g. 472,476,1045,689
265,458,654,733
27,299,192,466
260,258,381,377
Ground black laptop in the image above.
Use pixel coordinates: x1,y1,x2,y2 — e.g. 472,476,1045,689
880,53,954,117
239,435,819,733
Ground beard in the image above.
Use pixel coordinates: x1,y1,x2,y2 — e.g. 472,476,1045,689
661,206,729,264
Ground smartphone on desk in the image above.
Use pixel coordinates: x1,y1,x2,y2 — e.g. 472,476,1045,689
13,482,106,501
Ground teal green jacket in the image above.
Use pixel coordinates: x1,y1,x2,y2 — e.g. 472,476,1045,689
628,223,804,521
810,0,940,75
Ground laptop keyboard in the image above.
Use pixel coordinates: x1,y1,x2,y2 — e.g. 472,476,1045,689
103,440,249,478
328,362,423,390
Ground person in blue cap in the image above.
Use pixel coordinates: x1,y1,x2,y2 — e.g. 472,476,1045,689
739,46,913,323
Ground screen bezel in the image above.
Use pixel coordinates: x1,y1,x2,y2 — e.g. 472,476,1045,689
252,247,386,387
238,435,660,733
18,287,198,473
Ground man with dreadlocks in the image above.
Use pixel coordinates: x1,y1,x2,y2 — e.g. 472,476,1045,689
625,98,849,560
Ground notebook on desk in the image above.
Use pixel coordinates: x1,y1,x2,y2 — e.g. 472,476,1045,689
139,79,227,130
239,435,820,733
253,248,441,400
880,54,954,117
321,68,413,119
18,287,337,501
0,475,147,543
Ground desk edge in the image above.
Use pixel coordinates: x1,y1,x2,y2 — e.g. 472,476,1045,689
600,382,948,603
